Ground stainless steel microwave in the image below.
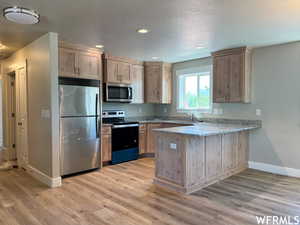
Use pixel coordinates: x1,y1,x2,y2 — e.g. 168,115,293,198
104,84,133,103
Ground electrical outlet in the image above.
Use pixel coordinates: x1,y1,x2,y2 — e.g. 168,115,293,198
219,108,223,115
138,108,142,113
256,109,262,116
164,107,168,113
213,108,219,115
169,143,177,150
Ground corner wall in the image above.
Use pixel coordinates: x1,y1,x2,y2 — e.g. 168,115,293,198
156,41,300,171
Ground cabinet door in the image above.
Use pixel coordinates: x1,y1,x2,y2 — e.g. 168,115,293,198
145,65,161,103
118,62,131,84
106,60,119,83
139,131,147,154
101,134,112,162
77,52,100,80
205,135,222,181
237,131,249,168
161,64,172,104
229,54,243,102
222,133,238,171
131,65,144,104
213,56,230,103
59,48,77,77
146,123,163,153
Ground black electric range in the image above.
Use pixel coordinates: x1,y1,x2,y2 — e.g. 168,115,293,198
102,110,139,164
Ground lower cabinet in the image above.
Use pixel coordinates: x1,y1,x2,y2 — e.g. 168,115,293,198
146,123,164,154
101,126,112,164
139,124,147,154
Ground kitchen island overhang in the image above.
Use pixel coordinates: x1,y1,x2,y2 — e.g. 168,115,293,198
153,123,260,194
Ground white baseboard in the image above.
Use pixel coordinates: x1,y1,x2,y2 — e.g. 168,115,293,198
248,161,300,178
26,165,62,188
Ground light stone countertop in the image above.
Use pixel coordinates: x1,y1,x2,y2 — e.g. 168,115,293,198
153,122,259,137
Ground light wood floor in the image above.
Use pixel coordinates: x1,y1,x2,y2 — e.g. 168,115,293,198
0,158,300,225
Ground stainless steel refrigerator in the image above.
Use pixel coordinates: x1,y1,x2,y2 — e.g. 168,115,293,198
59,78,101,176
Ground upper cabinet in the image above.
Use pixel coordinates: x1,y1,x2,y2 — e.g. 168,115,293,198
59,42,102,80
131,64,144,104
212,47,251,103
144,62,172,104
103,54,141,85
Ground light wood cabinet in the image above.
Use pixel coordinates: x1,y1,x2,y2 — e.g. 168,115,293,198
131,65,144,104
59,48,77,78
146,123,164,154
144,62,172,104
59,42,101,80
154,130,250,194
212,47,251,103
139,124,147,154
103,54,143,85
101,126,112,163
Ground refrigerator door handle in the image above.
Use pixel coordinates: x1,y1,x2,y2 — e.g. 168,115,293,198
95,93,99,138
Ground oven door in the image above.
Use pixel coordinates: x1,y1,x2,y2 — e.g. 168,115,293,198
105,84,132,103
111,124,139,152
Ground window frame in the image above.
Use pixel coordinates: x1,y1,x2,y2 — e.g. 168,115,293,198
176,66,212,113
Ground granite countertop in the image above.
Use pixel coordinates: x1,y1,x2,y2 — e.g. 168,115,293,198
153,122,259,137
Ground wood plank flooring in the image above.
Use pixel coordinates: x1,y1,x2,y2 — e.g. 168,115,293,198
0,158,300,225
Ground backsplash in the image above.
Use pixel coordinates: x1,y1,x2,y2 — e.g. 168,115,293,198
102,103,156,117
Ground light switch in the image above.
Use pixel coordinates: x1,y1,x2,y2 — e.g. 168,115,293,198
138,108,142,113
164,107,168,113
256,109,262,116
170,143,177,150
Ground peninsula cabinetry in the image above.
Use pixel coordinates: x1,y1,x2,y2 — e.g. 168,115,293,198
144,62,172,104
212,47,251,103
154,130,250,194
59,42,102,80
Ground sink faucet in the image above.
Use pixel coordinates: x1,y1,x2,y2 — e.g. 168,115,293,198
186,112,195,122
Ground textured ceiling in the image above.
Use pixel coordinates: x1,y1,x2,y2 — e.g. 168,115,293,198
1,0,300,62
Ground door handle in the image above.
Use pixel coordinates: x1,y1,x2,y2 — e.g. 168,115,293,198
18,122,22,126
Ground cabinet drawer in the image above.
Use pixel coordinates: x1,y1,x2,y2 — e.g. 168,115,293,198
102,126,111,135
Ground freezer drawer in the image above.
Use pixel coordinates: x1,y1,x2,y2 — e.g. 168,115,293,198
60,117,100,176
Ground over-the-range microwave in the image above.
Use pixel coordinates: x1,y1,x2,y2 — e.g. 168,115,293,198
104,83,133,103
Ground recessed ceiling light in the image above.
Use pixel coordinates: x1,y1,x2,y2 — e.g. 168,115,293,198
95,45,104,49
152,57,159,60
137,28,149,34
196,45,205,49
3,6,40,24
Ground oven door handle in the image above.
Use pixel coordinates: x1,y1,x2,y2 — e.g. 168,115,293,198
112,124,139,129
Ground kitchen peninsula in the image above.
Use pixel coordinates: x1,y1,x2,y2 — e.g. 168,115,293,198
153,122,260,194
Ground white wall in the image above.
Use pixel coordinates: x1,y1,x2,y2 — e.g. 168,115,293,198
3,33,60,178
156,41,300,170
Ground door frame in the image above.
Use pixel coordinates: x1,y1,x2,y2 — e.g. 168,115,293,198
3,61,29,168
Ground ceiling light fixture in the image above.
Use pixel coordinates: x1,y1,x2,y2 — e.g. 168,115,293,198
137,28,149,34
196,45,205,49
152,57,159,60
3,6,40,24
95,45,104,49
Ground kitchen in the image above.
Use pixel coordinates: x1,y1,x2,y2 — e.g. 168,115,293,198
1,1,300,225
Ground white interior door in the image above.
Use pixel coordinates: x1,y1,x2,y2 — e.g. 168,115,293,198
15,65,28,169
